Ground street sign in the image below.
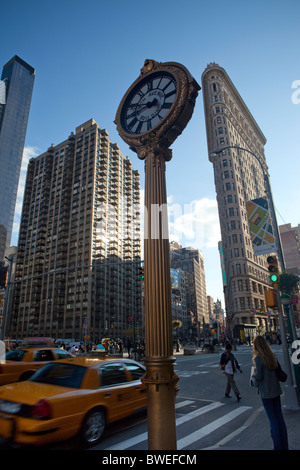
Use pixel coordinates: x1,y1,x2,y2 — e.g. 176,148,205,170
291,295,298,305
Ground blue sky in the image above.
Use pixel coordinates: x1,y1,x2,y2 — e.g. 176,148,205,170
1,0,300,306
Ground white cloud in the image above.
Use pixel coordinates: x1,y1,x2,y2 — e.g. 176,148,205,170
139,191,221,251
168,197,221,249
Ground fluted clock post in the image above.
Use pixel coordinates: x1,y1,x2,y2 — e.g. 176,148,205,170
115,60,200,449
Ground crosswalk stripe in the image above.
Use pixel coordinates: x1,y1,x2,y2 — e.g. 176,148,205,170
175,400,194,409
105,401,224,450
177,406,252,449
175,401,223,426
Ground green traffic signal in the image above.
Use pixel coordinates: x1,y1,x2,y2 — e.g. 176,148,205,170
266,255,279,285
269,273,279,283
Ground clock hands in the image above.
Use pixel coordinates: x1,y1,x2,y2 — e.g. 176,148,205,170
137,98,158,114
145,98,158,108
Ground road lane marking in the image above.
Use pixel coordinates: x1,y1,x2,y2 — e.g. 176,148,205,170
203,405,263,449
177,406,252,449
105,401,224,450
175,400,194,409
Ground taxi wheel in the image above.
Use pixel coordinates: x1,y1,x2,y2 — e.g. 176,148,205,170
80,408,106,447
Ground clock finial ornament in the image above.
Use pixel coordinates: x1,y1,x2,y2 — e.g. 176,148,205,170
140,59,158,76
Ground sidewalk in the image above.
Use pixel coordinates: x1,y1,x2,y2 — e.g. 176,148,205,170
216,403,300,450
171,344,300,451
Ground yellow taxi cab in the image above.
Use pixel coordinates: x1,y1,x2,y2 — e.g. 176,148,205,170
0,338,74,385
0,356,147,447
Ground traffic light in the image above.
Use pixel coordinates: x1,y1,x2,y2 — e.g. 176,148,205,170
139,267,144,280
0,265,8,289
267,255,279,286
264,289,279,309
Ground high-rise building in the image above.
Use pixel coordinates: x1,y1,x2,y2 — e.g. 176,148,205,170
279,224,300,276
9,119,142,341
170,242,208,335
279,223,300,329
0,56,35,257
171,267,187,334
202,63,278,340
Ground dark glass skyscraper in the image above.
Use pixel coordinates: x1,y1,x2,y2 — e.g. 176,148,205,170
0,56,35,258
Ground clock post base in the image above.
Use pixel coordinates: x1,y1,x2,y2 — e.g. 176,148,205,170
142,356,179,450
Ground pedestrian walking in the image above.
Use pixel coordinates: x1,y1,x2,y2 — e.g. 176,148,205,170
220,343,242,401
127,338,132,358
252,335,289,450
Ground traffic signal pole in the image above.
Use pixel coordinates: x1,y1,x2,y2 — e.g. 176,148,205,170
210,146,299,408
276,289,300,410
267,256,300,409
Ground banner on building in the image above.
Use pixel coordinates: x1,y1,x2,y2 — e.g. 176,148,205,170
218,243,227,286
246,197,276,256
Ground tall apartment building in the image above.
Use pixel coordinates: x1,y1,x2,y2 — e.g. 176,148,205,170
202,63,278,339
0,56,35,258
171,267,187,334
170,242,208,335
279,223,300,328
9,119,142,341
279,224,300,275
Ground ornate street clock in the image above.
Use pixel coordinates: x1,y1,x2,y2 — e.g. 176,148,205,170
115,60,200,451
115,59,200,160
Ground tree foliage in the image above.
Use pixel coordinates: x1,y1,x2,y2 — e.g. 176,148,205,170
279,272,300,295
172,320,182,329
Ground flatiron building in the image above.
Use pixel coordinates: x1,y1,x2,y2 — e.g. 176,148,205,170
202,63,279,340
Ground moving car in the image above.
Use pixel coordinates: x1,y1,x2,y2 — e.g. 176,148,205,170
0,339,74,385
0,357,147,447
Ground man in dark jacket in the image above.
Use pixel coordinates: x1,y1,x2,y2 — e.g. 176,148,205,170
220,343,243,401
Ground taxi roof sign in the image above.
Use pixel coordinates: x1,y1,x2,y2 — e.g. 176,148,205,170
22,337,55,348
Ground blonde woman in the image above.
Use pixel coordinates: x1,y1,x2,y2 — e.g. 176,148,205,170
252,335,288,450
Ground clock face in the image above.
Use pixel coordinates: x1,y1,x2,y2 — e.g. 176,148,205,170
120,71,177,135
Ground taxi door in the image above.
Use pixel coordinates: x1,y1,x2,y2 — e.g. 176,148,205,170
98,362,137,422
123,361,147,409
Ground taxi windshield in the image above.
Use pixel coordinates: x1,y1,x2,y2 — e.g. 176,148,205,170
30,362,86,388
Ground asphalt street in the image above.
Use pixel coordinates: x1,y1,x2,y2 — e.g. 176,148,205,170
1,344,299,453
88,343,300,452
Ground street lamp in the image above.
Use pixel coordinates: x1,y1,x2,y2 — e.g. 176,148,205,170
210,145,300,409
210,145,285,270
0,255,14,341
281,293,300,396
281,294,298,341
